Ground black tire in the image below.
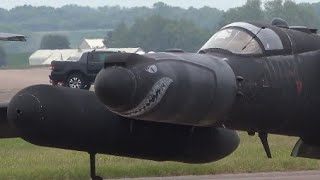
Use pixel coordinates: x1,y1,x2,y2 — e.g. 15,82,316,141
66,73,88,89
51,81,58,86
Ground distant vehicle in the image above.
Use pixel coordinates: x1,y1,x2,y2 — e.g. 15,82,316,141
49,49,121,89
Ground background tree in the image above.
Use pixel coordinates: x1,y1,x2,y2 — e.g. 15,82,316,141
218,0,264,28
0,46,7,67
105,22,130,48
40,34,70,49
1,1,320,55
0,3,223,31
0,1,319,32
264,0,319,27
108,15,211,52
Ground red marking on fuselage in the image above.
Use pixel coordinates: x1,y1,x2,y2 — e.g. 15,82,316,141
296,80,303,95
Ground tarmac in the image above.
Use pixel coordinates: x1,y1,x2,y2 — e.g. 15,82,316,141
0,67,51,101
115,170,320,180
1,67,320,180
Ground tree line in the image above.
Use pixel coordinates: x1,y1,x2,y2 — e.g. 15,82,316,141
1,0,319,33
108,0,320,52
0,2,223,32
219,0,320,28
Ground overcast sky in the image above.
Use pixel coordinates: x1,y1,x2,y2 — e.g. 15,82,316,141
1,0,320,10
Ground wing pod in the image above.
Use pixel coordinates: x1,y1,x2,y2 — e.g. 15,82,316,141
95,52,237,126
8,85,239,163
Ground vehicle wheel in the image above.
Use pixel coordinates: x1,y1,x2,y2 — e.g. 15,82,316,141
66,73,87,89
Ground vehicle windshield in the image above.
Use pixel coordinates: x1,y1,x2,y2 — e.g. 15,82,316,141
91,52,114,63
199,28,262,55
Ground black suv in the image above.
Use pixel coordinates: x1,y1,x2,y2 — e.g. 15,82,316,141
49,49,120,89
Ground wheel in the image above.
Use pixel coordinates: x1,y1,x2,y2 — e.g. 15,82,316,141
66,73,88,89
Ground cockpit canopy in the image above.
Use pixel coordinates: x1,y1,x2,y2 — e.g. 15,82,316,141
199,22,284,55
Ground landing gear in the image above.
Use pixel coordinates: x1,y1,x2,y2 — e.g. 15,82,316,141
248,131,272,158
259,132,272,158
89,153,102,180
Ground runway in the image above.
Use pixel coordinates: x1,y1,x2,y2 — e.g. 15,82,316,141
0,67,95,101
0,67,51,101
118,170,320,180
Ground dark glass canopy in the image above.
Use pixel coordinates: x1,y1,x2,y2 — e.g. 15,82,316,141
200,22,283,55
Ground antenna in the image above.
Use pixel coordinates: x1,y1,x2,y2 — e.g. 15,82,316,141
242,26,265,51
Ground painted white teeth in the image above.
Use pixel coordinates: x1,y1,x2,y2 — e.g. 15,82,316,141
118,77,173,117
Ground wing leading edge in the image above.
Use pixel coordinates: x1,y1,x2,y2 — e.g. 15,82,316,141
0,33,26,41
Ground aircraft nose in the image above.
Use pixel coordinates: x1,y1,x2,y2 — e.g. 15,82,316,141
94,66,136,111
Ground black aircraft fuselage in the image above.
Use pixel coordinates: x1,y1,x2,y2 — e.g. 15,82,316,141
94,21,320,153
4,20,320,179
216,22,320,141
96,23,320,136
226,43,320,140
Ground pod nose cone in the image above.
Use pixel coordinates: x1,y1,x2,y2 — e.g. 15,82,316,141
95,66,136,111
7,92,43,139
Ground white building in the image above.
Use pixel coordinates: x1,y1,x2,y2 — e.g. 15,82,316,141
107,48,145,55
29,49,90,65
79,39,106,49
29,48,145,65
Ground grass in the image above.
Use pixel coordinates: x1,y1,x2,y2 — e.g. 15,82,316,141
0,132,319,179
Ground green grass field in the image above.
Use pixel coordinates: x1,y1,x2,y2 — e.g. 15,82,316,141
0,132,319,180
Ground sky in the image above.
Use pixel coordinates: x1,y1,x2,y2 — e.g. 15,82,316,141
1,0,320,11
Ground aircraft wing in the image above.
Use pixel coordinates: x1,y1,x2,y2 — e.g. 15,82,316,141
0,102,18,138
0,33,26,41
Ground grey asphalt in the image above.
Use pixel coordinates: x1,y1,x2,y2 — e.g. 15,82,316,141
0,67,51,101
114,170,320,180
